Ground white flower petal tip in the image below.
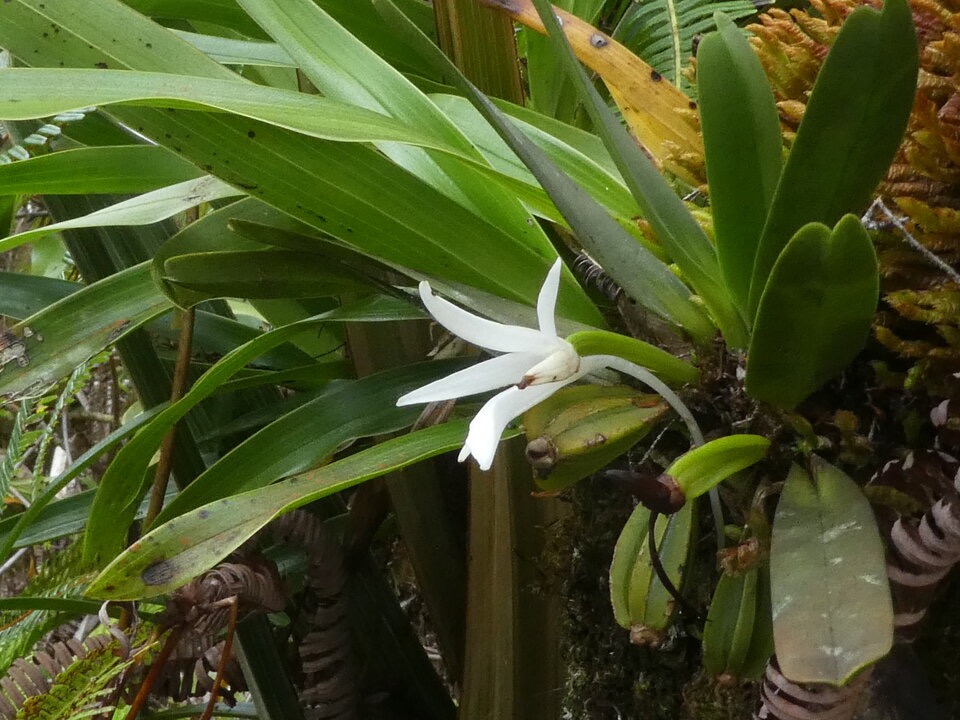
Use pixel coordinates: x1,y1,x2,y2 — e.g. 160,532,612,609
536,259,563,337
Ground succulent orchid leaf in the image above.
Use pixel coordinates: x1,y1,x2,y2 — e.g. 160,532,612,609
746,215,878,409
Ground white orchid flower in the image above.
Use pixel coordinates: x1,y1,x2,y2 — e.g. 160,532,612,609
397,260,588,470
396,262,727,546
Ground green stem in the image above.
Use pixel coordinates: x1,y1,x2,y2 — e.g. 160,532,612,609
588,354,725,547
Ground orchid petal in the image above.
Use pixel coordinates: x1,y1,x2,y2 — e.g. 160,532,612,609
459,372,584,470
396,352,542,405
419,281,564,354
536,259,562,338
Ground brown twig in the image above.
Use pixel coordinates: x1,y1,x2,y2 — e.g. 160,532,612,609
125,626,185,720
199,597,240,720
144,307,195,529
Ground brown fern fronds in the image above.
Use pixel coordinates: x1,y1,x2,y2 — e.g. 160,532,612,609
754,658,871,720
163,553,286,657
263,510,359,720
128,553,289,719
0,636,111,719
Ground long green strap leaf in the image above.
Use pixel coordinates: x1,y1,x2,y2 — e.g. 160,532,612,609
238,0,574,303
0,175,242,252
152,360,471,524
0,1,603,324
0,263,172,397
81,300,420,567
373,0,714,340
0,68,453,151
698,13,782,323
87,420,502,600
0,145,202,195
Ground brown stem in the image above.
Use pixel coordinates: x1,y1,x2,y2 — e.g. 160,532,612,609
126,626,184,720
199,597,240,720
144,307,195,529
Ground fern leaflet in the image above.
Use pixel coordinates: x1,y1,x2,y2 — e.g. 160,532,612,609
613,0,760,94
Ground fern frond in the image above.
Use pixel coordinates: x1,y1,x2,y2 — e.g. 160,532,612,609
30,355,104,498
0,544,95,675
613,0,759,94
10,636,133,720
0,400,40,502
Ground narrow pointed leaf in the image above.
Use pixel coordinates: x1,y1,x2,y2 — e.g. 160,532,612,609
0,68,456,150
0,176,242,252
747,0,918,317
0,263,171,396
374,0,714,340
170,29,296,66
153,360,471,524
0,145,201,195
0,0,603,325
82,302,448,567
527,0,747,346
161,250,372,300
0,272,77,319
698,13,782,319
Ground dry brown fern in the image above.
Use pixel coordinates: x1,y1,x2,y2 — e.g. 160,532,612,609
262,510,358,720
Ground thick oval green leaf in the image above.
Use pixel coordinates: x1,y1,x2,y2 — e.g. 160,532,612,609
746,215,878,409
566,330,700,386
703,563,773,679
86,420,492,600
0,263,172,397
770,458,892,685
0,145,201,195
747,0,918,317
698,13,782,320
666,434,770,499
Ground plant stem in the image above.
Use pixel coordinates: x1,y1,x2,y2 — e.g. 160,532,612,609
144,307,195,530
